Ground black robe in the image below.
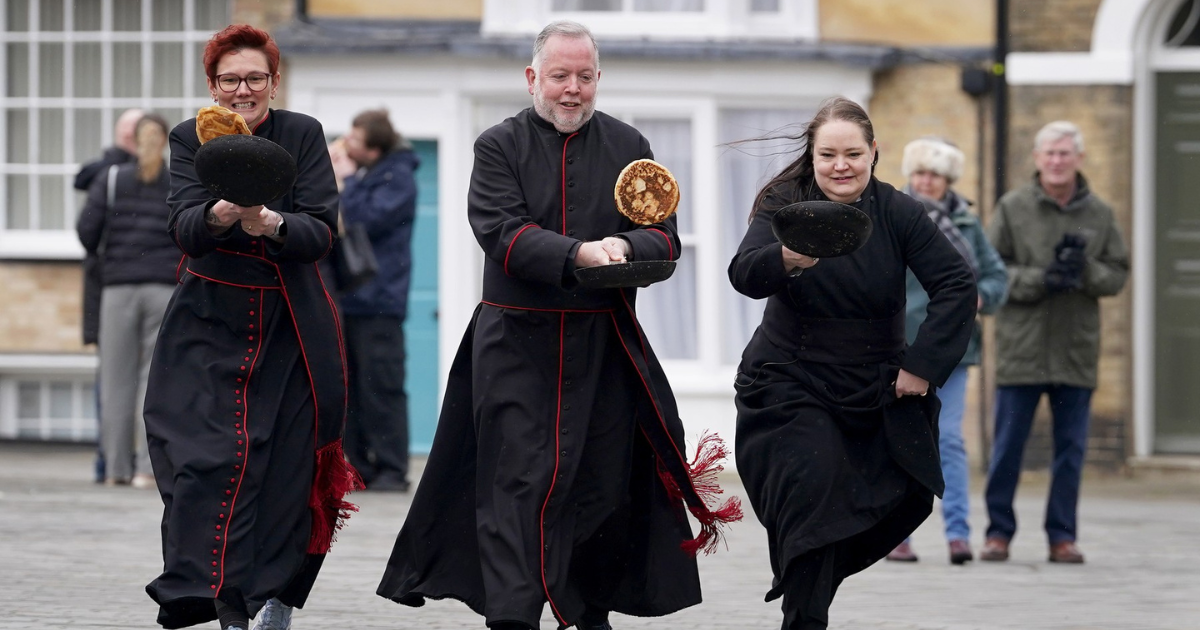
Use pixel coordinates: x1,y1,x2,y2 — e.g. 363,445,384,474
729,178,976,602
378,109,740,629
144,109,360,629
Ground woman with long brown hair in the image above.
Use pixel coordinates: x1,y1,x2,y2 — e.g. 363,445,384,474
728,97,977,629
142,25,358,630
77,112,177,490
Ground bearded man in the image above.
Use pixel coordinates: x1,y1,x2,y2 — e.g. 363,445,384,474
376,19,738,630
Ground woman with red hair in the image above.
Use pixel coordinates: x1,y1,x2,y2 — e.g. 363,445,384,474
143,24,359,630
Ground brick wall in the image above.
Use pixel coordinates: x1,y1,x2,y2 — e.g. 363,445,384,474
1010,0,1103,53
1005,84,1135,469
0,263,88,354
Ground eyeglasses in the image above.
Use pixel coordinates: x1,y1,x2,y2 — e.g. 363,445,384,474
215,73,271,93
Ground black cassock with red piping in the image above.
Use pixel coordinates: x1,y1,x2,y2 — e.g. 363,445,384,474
144,109,361,629
377,108,740,629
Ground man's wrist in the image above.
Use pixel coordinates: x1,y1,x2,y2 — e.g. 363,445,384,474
271,211,286,238
204,206,224,226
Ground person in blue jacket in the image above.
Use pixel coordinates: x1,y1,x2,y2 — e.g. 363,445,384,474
886,137,1008,565
330,108,419,492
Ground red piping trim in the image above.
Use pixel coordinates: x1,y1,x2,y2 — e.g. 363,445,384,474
646,228,675,260
504,224,538,276
185,269,280,291
216,288,265,593
560,132,578,235
273,263,324,453
175,255,187,284
250,109,270,134
607,311,691,481
315,262,349,422
538,312,567,626
480,300,614,314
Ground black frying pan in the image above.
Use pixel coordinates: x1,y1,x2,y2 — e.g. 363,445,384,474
770,200,873,258
194,134,297,207
575,260,676,289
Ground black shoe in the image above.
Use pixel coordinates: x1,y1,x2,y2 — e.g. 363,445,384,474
580,624,613,630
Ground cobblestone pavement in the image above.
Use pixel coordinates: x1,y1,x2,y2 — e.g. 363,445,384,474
2,442,1199,630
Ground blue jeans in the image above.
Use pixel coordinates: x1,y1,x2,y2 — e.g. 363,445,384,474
936,365,971,541
984,384,1092,545
904,365,971,544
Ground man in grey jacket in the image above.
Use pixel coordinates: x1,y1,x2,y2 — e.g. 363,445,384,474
981,121,1129,565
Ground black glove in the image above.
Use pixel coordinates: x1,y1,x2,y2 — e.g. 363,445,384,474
1045,260,1084,293
1054,232,1089,272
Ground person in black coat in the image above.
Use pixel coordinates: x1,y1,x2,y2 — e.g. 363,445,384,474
329,108,419,492
76,113,177,490
74,106,142,483
728,97,977,630
377,20,740,630
141,25,360,630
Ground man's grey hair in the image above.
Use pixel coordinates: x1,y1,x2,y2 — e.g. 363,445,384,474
531,20,599,70
1034,120,1084,154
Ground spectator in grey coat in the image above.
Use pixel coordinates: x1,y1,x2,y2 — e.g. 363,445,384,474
981,121,1129,565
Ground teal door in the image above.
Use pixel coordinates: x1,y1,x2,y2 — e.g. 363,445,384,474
406,140,439,453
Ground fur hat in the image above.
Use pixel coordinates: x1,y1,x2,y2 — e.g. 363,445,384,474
901,137,965,184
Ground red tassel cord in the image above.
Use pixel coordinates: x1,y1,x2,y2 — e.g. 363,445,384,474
658,431,744,556
306,439,366,554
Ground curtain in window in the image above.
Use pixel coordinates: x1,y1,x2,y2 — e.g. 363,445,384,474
632,118,696,360
717,108,810,363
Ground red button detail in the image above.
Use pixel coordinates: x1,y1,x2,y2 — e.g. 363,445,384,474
215,536,221,540
220,513,225,518
212,561,217,566
249,311,255,316
236,431,242,435
236,452,242,457
240,366,246,371
249,298,256,303
235,412,242,417
212,549,218,555
225,490,232,495
237,378,243,383
237,440,243,445
243,357,250,362
236,400,242,404
249,324,254,329
211,585,216,589
221,502,227,507
229,478,236,483
215,525,222,530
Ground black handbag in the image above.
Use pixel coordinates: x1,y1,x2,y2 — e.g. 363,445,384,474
332,221,379,294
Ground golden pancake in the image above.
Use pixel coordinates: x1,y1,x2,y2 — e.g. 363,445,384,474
614,159,680,225
196,105,251,145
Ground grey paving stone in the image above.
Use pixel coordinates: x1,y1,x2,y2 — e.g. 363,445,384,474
1,443,1197,629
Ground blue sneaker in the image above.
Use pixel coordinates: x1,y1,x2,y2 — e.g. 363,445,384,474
251,598,292,630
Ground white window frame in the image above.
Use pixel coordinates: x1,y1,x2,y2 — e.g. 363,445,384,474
0,0,225,260
482,0,818,41
0,353,97,441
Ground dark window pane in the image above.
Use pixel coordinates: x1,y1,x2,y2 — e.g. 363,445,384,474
81,381,97,420
17,382,40,419
49,382,73,419
159,108,185,130
633,0,703,10
6,0,30,32
39,108,65,163
39,43,65,97
73,42,102,97
74,0,101,30
194,0,229,31
750,0,779,10
113,42,142,97
7,43,30,97
552,0,620,9
153,0,184,31
75,108,103,162
7,109,29,162
152,42,184,97
40,0,65,30
7,175,32,229
193,41,209,96
40,175,68,229
113,0,141,31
